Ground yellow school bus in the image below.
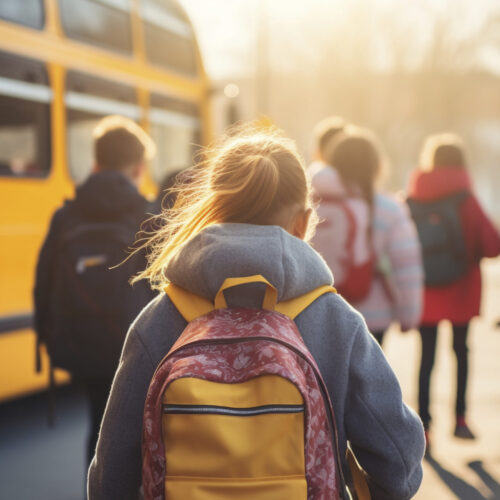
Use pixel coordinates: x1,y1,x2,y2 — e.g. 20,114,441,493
0,0,211,401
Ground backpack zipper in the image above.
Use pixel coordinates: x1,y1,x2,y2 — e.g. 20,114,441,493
163,403,304,416
162,334,348,497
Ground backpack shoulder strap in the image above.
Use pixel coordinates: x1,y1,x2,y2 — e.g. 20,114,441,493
449,190,470,204
275,285,336,319
164,284,214,322
164,280,336,322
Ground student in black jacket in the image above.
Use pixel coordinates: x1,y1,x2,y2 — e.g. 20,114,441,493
34,115,156,469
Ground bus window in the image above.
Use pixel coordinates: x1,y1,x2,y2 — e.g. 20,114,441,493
0,52,51,178
59,0,132,55
66,71,140,184
140,0,198,76
0,0,44,30
149,93,200,184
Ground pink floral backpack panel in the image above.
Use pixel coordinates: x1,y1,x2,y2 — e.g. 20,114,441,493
142,308,344,500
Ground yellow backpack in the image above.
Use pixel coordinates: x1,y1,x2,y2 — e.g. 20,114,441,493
141,275,370,500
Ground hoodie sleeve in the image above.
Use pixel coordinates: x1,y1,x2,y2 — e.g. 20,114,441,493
345,321,425,500
87,323,156,500
386,202,423,331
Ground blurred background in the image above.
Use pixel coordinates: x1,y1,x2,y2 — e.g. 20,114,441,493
0,1,499,499
185,0,500,214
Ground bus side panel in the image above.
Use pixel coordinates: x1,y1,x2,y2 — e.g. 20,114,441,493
0,62,72,401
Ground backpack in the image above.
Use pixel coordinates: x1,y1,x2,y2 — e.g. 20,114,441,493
47,220,145,378
407,192,469,286
142,275,370,500
313,194,375,303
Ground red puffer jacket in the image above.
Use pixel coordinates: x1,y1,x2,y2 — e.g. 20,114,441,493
408,167,500,325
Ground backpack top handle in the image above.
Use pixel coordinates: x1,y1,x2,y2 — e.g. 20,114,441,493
214,275,278,310
165,276,336,324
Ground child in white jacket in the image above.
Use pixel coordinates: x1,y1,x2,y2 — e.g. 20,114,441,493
311,122,423,344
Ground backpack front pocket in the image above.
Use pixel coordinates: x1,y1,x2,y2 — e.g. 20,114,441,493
162,375,307,499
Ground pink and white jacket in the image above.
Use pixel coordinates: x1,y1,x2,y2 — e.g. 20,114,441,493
310,163,423,332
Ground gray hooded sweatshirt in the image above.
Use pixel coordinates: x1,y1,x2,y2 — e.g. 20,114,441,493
88,224,425,500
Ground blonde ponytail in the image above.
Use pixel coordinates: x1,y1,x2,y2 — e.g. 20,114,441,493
135,125,313,290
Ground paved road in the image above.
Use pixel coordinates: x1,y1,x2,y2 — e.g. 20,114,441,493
0,260,499,500
0,386,88,500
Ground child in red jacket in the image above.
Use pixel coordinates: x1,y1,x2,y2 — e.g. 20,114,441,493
408,133,500,449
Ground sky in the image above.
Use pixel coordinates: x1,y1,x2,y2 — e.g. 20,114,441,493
179,0,500,81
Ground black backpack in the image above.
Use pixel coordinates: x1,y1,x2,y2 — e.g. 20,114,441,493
48,221,149,378
407,192,469,287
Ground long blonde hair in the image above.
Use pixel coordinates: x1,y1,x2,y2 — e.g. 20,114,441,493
135,126,314,290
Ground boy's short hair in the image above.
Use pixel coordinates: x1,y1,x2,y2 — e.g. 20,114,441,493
93,115,156,171
313,116,346,161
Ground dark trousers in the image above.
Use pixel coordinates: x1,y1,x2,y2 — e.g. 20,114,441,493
418,323,469,429
82,377,113,467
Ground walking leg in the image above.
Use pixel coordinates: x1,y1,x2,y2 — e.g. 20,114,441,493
452,324,475,439
418,325,438,429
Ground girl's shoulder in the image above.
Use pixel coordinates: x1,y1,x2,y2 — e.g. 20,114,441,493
133,288,366,351
296,290,368,346
373,192,411,229
374,191,406,213
128,292,187,366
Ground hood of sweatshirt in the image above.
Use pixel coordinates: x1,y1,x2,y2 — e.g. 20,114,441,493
310,163,347,199
164,223,334,305
408,167,472,202
73,170,147,222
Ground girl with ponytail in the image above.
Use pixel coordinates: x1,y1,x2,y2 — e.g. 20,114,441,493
89,126,425,500
136,129,315,290
311,126,423,346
